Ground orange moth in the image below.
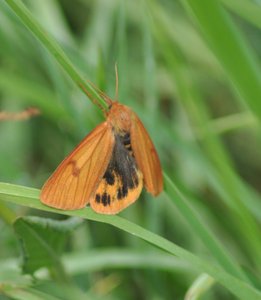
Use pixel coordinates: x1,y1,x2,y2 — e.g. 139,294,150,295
40,74,163,214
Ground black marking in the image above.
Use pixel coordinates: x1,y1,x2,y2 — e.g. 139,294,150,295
95,194,101,203
125,144,132,152
117,185,129,200
103,170,115,185
133,174,139,186
117,188,122,200
122,133,130,145
102,193,108,206
122,185,128,197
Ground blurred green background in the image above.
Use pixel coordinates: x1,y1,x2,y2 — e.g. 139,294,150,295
0,0,261,299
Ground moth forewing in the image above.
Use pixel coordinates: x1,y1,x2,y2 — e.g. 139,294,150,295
40,122,115,210
130,113,163,196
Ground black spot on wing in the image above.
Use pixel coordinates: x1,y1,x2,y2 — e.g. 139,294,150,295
103,170,115,185
117,185,129,200
95,194,101,203
101,193,111,206
117,188,122,200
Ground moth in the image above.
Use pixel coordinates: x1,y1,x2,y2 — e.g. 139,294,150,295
40,79,163,214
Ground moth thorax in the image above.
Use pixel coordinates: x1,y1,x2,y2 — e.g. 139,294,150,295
107,102,132,132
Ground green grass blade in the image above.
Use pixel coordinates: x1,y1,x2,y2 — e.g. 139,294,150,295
222,0,261,30
209,112,258,135
171,56,261,268
4,0,107,110
150,3,261,270
0,202,17,224
185,273,215,300
3,288,62,300
0,250,193,276
181,0,261,121
142,8,158,118
148,1,260,280
164,174,249,282
0,183,260,300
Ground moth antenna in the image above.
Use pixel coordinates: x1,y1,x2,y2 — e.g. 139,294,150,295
115,63,119,101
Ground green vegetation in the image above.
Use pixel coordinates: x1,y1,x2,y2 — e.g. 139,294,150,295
0,0,261,299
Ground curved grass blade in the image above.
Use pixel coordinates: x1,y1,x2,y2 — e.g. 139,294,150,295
0,182,260,300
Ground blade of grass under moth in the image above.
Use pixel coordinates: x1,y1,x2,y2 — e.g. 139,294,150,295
0,183,260,300
4,0,108,110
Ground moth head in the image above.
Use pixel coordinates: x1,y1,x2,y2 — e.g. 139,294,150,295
107,102,132,133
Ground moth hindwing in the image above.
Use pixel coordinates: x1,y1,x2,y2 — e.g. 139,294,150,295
90,133,143,214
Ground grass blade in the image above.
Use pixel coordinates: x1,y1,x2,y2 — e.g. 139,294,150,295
0,182,260,300
181,0,261,121
4,0,107,110
222,0,261,30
